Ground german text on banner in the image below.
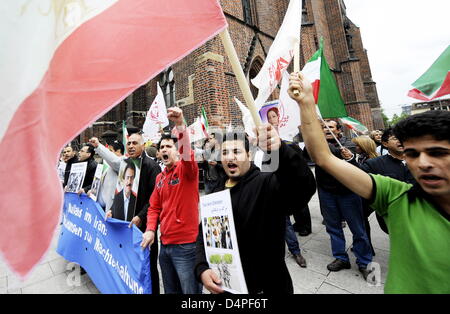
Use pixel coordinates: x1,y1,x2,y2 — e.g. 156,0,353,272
57,193,151,294
0,0,227,278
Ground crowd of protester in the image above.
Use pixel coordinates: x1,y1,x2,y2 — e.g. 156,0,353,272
58,83,449,294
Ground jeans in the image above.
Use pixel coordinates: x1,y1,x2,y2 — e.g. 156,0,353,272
159,242,202,294
318,188,373,267
285,217,301,256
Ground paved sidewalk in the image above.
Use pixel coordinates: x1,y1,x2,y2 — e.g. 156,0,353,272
0,191,389,294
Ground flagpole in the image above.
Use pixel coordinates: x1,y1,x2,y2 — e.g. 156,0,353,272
293,37,300,96
219,29,262,127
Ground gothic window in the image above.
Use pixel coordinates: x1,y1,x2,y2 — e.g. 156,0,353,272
242,0,258,27
159,67,175,107
302,0,308,24
248,57,264,99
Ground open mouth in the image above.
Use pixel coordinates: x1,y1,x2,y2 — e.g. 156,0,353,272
419,175,444,186
162,154,169,161
227,163,238,173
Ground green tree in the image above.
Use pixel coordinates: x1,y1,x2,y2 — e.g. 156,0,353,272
381,109,389,128
388,112,409,127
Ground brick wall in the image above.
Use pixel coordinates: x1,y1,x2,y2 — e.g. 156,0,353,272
78,0,384,144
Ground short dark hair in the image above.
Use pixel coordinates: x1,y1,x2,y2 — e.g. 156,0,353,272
222,131,250,153
381,127,395,143
157,133,178,150
123,159,136,180
324,119,342,130
65,144,78,152
82,143,95,157
393,110,450,143
111,140,124,154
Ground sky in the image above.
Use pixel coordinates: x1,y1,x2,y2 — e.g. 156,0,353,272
344,0,450,118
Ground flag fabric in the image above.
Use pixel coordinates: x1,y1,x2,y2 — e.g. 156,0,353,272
188,117,208,143
407,45,450,101
340,116,368,134
0,0,227,278
142,83,169,143
301,39,348,118
278,71,301,141
201,106,209,132
234,97,256,138
251,0,302,108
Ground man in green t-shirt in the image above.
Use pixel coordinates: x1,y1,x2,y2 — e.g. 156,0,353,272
287,72,450,294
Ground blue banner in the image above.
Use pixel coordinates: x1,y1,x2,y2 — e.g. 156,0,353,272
57,193,152,294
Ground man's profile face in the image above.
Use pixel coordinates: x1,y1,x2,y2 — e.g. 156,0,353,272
123,167,135,197
78,146,91,161
382,135,404,155
127,134,144,159
403,135,450,197
108,144,123,157
159,139,179,168
221,140,251,181
322,120,340,141
63,147,76,161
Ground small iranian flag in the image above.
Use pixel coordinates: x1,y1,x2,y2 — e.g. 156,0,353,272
122,120,129,156
201,106,209,132
408,45,450,101
340,116,368,134
188,117,208,143
301,39,348,119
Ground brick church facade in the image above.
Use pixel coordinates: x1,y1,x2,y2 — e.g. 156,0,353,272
78,0,383,145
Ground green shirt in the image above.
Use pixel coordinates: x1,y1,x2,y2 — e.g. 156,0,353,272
370,174,450,294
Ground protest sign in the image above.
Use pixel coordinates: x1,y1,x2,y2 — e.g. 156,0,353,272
200,190,248,294
66,162,87,193
89,164,104,202
57,193,151,294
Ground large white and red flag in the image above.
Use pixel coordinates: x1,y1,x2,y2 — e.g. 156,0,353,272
142,83,169,143
0,0,227,278
250,0,301,108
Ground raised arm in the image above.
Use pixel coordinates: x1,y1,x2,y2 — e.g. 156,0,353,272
89,137,122,172
288,72,373,200
168,107,198,180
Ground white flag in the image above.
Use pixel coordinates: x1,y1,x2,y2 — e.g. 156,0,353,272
234,97,256,138
142,83,169,142
278,71,301,141
251,0,301,108
188,117,208,143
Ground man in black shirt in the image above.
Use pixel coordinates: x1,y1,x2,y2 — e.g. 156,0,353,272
360,128,416,233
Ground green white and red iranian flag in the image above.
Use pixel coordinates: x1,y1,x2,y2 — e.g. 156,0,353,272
408,45,450,101
340,116,368,134
301,39,348,118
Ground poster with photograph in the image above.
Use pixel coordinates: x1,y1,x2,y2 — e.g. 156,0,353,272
66,162,87,193
89,164,104,202
200,189,248,294
258,71,301,142
57,161,66,184
110,159,142,221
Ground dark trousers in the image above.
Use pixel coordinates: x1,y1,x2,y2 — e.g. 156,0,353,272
293,205,312,234
318,188,373,267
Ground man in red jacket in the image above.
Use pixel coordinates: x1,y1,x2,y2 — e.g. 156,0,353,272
141,107,202,294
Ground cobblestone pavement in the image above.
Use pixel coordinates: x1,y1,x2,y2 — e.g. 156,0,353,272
0,191,389,294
